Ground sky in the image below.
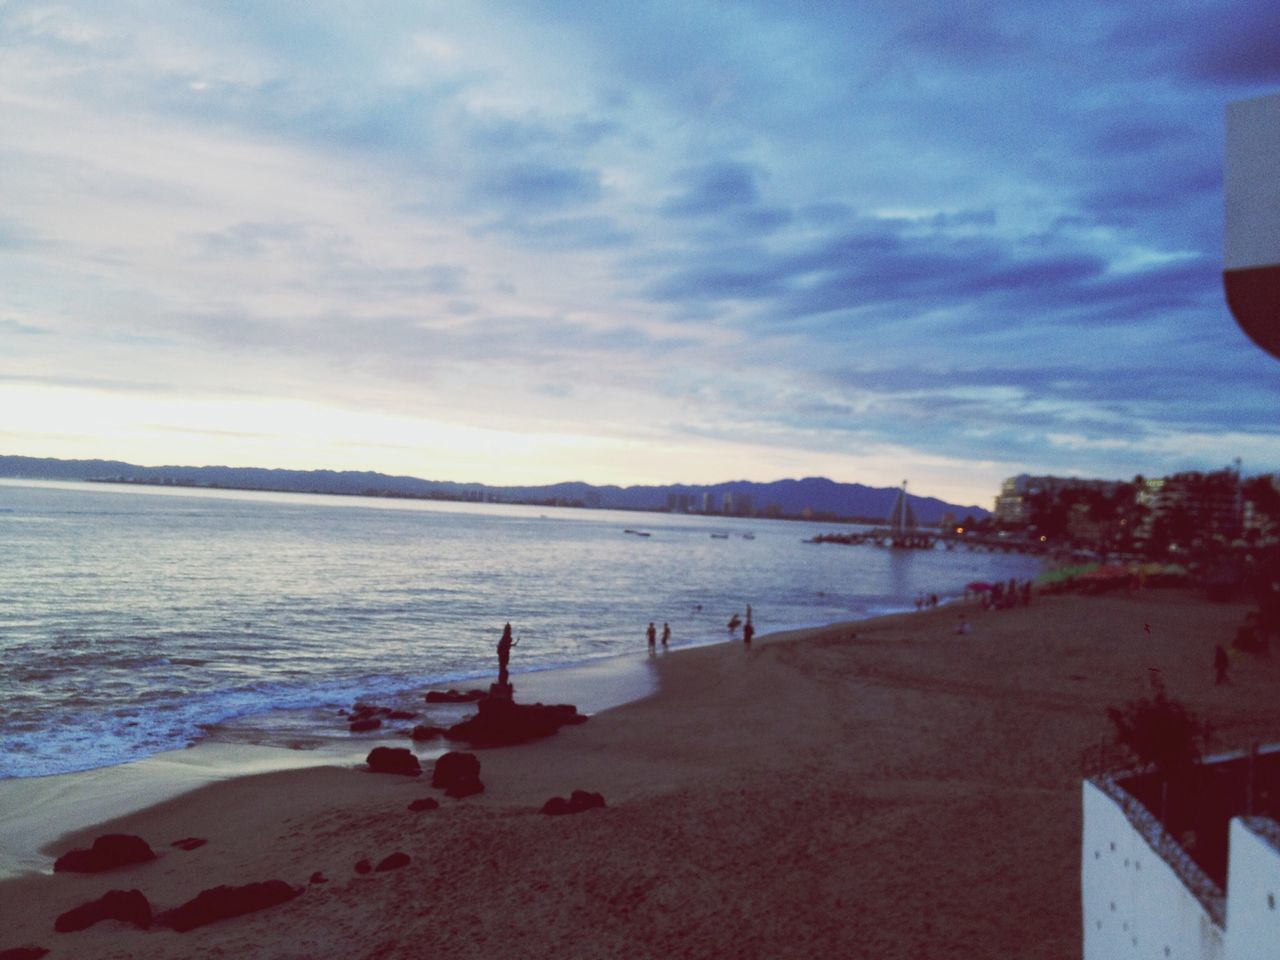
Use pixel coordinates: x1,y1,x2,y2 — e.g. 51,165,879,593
2,1,1280,509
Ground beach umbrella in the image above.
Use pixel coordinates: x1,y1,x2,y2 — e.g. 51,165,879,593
1078,564,1131,582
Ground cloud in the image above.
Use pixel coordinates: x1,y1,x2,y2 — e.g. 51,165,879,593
1,0,1277,501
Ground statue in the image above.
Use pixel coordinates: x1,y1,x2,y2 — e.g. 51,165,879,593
496,623,518,692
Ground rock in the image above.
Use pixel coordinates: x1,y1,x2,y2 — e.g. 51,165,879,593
54,889,152,933
407,797,439,812
374,852,410,872
349,717,382,732
157,881,302,932
445,697,587,746
387,710,418,720
352,703,392,717
410,724,446,741
354,859,372,875
365,747,422,776
541,790,606,816
170,837,207,851
53,834,156,874
444,777,484,799
424,689,485,704
431,751,480,788
569,789,606,811
0,947,49,960
309,872,327,884
540,796,570,816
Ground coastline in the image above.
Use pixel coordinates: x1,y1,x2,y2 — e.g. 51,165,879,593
4,590,1277,958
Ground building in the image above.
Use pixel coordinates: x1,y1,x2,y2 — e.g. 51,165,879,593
1140,468,1244,547
993,474,1121,526
1083,748,1280,960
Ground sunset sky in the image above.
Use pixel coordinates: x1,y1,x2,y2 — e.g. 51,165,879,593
2,1,1279,507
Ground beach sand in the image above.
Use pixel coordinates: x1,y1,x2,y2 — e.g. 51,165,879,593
2,589,1278,959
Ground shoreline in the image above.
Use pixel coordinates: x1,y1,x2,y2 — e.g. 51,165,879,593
5,589,1274,958
0,650,662,880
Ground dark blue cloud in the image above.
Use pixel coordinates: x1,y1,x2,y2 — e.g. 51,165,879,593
661,161,761,218
472,162,603,210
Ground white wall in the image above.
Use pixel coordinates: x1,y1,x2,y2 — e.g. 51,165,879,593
1224,818,1280,960
1082,778,1226,960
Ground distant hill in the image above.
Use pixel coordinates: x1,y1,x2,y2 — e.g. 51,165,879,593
0,455,989,524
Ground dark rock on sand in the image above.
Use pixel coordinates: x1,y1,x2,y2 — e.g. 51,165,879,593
349,717,382,732
171,837,207,851
431,751,479,787
445,777,484,798
375,852,410,872
0,946,49,960
541,790,606,816
410,724,447,741
425,689,485,704
54,889,152,933
408,797,439,812
431,751,484,798
445,697,587,747
366,747,422,777
53,834,156,874
354,859,372,875
156,880,302,932
387,710,418,720
309,872,328,885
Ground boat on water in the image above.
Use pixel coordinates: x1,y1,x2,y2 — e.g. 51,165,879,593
710,533,729,539
623,529,651,537
741,533,755,540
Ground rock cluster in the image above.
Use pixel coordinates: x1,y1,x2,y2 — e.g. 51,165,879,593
345,702,418,732
425,689,485,703
445,698,587,746
53,834,156,874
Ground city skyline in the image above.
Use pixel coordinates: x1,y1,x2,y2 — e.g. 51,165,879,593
3,2,1280,507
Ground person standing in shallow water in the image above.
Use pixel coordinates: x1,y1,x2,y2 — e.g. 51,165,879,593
661,622,670,648
647,622,657,651
497,623,517,687
743,621,754,646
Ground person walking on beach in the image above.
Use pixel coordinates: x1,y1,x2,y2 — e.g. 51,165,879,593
647,622,657,651
661,622,670,648
497,623,518,688
1214,643,1231,685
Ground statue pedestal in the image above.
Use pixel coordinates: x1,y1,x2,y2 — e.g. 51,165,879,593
488,682,514,700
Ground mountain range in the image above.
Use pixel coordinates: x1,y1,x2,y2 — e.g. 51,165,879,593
0,455,990,524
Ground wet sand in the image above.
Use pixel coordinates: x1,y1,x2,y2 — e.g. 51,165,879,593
2,590,1278,959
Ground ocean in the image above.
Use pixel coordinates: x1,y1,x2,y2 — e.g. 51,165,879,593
0,479,1042,779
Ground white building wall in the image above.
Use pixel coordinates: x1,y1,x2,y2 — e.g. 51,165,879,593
1224,818,1280,960
1082,778,1226,960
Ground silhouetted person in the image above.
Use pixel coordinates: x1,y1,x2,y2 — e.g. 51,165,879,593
497,623,517,687
745,603,752,626
661,622,670,647
1214,644,1230,685
727,613,741,636
647,622,656,651
743,621,754,646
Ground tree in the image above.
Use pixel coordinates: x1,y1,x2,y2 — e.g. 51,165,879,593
1106,673,1207,780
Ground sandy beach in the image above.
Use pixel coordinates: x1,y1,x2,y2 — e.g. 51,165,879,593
3,589,1279,959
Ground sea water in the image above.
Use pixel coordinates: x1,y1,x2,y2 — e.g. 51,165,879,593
0,479,1041,778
